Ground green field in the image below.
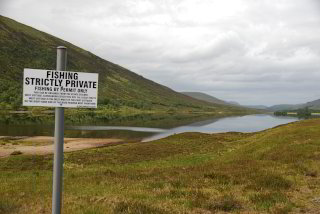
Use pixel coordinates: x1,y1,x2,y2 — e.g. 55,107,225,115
1,118,319,213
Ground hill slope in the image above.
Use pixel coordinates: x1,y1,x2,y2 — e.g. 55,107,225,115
181,92,231,105
0,15,251,114
244,105,268,109
302,98,320,109
268,99,320,112
267,104,301,111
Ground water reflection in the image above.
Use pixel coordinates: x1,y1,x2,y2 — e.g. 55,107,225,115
67,114,299,142
141,114,299,142
69,126,166,133
0,114,302,142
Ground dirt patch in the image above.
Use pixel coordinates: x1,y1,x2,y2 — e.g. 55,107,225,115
0,136,123,158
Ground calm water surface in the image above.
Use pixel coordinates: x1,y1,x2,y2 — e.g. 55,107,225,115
142,114,299,141
0,114,299,141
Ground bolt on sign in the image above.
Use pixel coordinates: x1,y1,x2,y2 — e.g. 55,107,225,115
23,68,98,108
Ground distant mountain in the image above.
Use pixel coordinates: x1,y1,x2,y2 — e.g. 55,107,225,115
227,101,241,106
181,92,231,105
0,15,252,114
245,105,268,110
267,99,320,111
180,92,264,113
304,99,320,109
267,104,301,111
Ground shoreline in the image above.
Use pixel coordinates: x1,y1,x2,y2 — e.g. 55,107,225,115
0,136,123,158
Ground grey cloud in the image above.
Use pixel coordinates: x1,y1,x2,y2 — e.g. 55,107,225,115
1,0,320,105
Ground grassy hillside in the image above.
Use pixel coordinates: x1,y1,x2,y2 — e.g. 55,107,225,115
305,99,320,109
0,15,252,115
268,99,320,112
268,104,301,112
1,118,319,213
181,91,230,105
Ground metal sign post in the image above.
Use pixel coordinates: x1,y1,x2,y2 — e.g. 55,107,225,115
52,46,67,214
22,46,98,214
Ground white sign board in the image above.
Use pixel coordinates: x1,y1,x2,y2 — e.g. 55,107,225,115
23,68,98,108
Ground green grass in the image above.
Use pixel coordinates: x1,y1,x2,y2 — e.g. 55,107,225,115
1,118,320,213
249,192,289,210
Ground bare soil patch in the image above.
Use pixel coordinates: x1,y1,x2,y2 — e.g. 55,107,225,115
0,136,123,158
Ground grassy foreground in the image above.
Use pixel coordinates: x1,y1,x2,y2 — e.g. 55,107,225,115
1,119,320,213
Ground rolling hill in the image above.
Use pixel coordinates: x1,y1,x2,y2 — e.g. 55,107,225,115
304,99,320,109
267,104,301,112
244,105,268,110
181,92,232,105
0,15,251,114
267,99,320,112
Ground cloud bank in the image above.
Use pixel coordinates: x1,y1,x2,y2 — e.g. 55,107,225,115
1,0,320,105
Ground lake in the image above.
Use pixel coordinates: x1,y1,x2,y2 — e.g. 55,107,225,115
0,114,300,142
142,114,299,141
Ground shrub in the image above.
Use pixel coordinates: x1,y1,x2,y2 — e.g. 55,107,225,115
113,201,166,214
250,174,292,190
0,197,19,213
250,192,288,210
207,194,242,212
10,151,22,156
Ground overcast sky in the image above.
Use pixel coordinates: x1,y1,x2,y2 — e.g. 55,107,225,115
1,0,320,106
